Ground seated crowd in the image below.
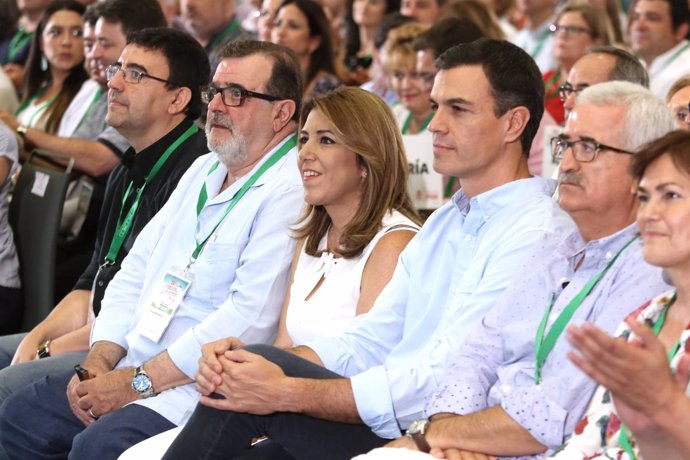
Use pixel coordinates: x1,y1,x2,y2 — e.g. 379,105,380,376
0,0,689,459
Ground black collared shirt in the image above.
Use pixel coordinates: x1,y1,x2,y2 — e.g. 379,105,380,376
74,117,207,315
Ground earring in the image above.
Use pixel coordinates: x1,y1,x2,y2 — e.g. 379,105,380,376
361,169,368,179
41,54,48,71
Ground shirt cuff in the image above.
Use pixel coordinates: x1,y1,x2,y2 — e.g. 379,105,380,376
167,328,203,379
350,366,401,439
500,385,567,447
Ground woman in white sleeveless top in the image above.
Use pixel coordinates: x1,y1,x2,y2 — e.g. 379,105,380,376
276,85,421,346
118,86,422,460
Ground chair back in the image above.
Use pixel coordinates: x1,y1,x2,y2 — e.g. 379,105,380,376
9,150,74,331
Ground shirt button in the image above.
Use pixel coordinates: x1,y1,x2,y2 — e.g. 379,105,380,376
605,251,612,260
464,235,472,241
501,384,512,394
97,281,104,286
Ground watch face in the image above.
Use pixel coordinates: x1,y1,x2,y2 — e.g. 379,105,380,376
132,374,151,392
408,419,428,435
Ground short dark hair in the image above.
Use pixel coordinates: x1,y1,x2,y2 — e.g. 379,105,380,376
97,0,166,35
435,38,544,156
83,2,100,27
374,12,415,49
586,45,649,88
667,0,690,31
413,17,484,57
0,0,20,42
218,41,303,121
126,28,210,120
632,130,690,180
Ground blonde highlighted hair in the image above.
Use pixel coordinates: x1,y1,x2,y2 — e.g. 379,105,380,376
294,87,421,258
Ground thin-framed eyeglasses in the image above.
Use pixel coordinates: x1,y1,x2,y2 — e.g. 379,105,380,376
558,82,589,102
549,24,592,36
550,136,635,162
201,83,280,107
106,63,173,85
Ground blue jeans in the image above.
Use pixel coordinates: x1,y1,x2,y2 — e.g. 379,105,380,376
0,370,175,460
162,344,388,460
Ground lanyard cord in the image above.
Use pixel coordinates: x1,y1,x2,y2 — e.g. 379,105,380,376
102,124,199,266
534,235,639,384
189,135,296,266
619,294,680,459
402,111,433,135
7,29,32,62
73,87,103,133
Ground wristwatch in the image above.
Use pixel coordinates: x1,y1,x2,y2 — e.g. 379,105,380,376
16,125,27,140
406,419,431,453
131,365,156,398
36,338,51,359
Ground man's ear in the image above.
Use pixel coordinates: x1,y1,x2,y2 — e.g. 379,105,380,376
674,22,690,42
168,87,192,116
503,106,530,145
272,99,296,132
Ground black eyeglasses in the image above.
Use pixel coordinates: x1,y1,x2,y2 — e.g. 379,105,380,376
106,63,172,85
201,83,280,107
549,24,592,36
551,136,634,163
558,82,588,102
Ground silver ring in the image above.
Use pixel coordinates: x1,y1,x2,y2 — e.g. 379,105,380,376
88,408,98,419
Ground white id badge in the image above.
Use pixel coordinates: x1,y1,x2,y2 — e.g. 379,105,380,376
135,267,193,343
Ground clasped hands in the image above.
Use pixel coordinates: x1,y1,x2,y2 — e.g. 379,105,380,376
195,337,288,414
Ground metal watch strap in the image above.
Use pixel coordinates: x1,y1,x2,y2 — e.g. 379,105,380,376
132,365,156,398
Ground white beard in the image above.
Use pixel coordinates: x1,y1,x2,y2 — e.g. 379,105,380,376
206,113,248,167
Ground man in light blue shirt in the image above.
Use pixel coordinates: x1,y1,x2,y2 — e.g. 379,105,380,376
0,41,305,459
159,39,574,460
399,83,677,459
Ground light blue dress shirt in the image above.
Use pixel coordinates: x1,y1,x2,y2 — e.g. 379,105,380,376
91,135,304,425
425,223,670,458
309,176,575,439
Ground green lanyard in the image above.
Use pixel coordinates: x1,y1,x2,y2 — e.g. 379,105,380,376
15,88,57,126
190,135,296,264
7,29,32,62
654,42,690,74
544,69,562,101
534,236,638,384
210,19,240,49
402,111,433,134
103,124,199,265
619,294,681,459
529,27,550,60
444,177,456,199
74,87,103,133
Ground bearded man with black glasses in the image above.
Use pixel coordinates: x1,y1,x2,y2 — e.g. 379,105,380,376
0,39,304,460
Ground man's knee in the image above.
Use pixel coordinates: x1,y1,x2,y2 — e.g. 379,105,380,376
70,405,175,460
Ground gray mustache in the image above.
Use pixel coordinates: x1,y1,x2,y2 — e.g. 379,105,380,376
558,172,582,186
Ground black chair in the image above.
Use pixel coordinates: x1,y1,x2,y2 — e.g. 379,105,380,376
9,150,74,331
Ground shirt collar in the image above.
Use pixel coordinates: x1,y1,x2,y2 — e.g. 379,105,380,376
123,117,195,185
557,222,639,272
452,176,556,221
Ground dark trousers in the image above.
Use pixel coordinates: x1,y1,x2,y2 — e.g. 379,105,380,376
162,344,388,460
0,285,22,335
0,370,175,460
